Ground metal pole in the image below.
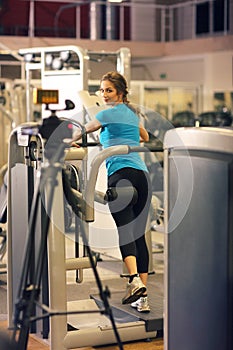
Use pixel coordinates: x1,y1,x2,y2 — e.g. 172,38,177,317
75,6,81,39
25,64,31,122
223,0,228,35
90,2,98,40
28,0,35,37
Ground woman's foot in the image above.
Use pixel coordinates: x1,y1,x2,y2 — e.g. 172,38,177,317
131,296,150,313
122,276,146,304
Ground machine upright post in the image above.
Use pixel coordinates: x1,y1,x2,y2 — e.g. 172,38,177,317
47,173,67,350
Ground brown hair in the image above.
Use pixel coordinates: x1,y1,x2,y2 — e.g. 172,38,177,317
100,71,129,103
100,71,145,118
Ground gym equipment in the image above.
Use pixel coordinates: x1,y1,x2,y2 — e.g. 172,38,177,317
7,94,161,350
7,41,162,344
18,45,131,123
0,167,7,271
7,100,125,349
198,110,233,127
62,145,162,348
163,127,233,350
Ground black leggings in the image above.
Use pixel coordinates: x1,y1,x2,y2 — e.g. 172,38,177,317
108,167,152,274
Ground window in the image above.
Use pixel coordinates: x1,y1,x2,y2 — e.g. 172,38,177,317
196,2,209,35
196,0,229,35
213,0,229,32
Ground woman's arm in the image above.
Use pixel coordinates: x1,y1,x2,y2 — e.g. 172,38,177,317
139,122,149,142
72,118,102,141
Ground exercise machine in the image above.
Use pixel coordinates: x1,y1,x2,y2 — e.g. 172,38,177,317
7,91,162,349
164,127,233,350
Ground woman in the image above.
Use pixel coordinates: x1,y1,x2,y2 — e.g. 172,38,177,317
73,71,152,312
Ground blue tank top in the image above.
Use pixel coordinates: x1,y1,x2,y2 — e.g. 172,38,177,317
95,103,148,176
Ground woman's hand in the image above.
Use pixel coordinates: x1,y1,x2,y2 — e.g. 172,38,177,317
71,142,81,148
139,122,149,142
71,119,102,146
72,128,82,142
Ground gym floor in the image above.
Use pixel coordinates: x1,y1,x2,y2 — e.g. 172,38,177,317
0,232,164,349
0,319,164,350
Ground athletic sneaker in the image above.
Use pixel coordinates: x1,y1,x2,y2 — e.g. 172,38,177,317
122,276,146,304
131,296,151,313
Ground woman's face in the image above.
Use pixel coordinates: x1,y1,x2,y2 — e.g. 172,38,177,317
99,80,123,105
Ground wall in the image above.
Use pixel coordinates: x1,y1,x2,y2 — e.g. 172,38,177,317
132,56,204,82
132,50,233,111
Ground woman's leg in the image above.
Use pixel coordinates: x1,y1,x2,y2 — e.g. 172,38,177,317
123,255,137,275
135,234,149,295
108,168,152,303
123,254,148,292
